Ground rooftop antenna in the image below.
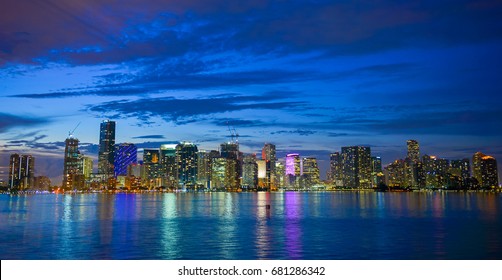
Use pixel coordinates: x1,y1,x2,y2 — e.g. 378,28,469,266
69,122,81,138
227,121,235,143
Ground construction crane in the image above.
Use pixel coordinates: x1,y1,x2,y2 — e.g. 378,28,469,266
226,122,239,143
68,122,81,138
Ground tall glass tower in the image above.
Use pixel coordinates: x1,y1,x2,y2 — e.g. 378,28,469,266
98,120,116,179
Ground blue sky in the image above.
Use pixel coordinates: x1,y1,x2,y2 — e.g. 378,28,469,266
1,0,501,184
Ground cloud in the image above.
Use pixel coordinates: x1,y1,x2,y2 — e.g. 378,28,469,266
0,113,48,133
86,92,305,124
132,135,165,139
271,129,317,136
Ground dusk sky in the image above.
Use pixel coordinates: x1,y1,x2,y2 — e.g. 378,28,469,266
1,0,501,184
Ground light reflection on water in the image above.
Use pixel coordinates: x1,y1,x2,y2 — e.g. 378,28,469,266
0,192,501,260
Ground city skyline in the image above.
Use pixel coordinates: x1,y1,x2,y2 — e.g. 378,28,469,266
1,1,501,185
2,121,500,189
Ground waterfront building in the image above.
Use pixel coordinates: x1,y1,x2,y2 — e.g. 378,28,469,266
262,143,277,189
161,144,178,188
472,152,499,188
302,157,320,188
422,155,449,188
98,120,116,179
450,159,470,183
341,146,371,188
210,157,226,190
176,142,198,189
242,154,258,190
143,148,162,188
384,159,405,188
9,154,35,191
114,143,137,177
329,152,343,187
407,140,420,163
62,136,83,190
285,153,301,188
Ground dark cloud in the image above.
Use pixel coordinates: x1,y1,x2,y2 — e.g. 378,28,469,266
3,0,501,66
0,113,47,133
132,135,165,139
86,92,305,124
271,129,317,136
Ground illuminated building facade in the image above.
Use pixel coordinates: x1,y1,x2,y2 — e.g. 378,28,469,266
341,146,371,188
262,143,277,189
176,142,198,188
143,148,162,187
63,137,84,190
98,120,116,179
422,155,449,188
472,152,499,188
407,139,420,163
242,154,258,190
329,152,343,186
9,154,35,191
114,143,137,177
302,157,320,188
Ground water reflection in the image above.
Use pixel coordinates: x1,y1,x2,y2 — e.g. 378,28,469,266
284,192,302,259
0,192,501,259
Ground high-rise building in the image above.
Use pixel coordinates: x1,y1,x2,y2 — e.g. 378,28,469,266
450,159,470,182
285,153,301,188
407,140,420,162
242,154,258,190
422,155,449,188
211,157,226,190
371,156,383,188
262,143,277,189
143,148,161,187
9,154,35,191
197,150,216,189
384,159,405,187
160,144,178,188
176,142,198,188
98,120,116,179
302,157,320,188
472,152,499,188
114,143,137,178
63,137,82,190
220,142,240,190
329,152,343,186
341,146,371,188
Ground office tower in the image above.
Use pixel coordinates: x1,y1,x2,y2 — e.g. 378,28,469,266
262,143,277,188
98,120,116,179
285,153,301,188
302,157,320,188
143,148,161,187
422,155,449,188
63,137,82,190
472,152,499,188
126,163,146,189
242,154,258,190
176,142,198,188
329,152,343,186
114,143,137,177
341,146,371,188
384,159,405,187
275,161,285,188
197,150,214,189
9,154,35,191
370,156,383,188
160,144,178,188
407,140,420,162
211,157,226,190
450,158,470,181
285,154,301,176
79,156,93,180
220,142,240,190
256,159,268,189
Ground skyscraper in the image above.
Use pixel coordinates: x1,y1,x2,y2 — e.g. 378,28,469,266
329,152,343,186
143,148,161,188
98,120,116,179
9,154,35,191
341,146,371,188
176,142,198,188
242,154,258,190
262,143,277,189
407,140,420,162
63,137,81,190
114,143,137,177
302,157,320,188
472,152,499,188
161,144,178,188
